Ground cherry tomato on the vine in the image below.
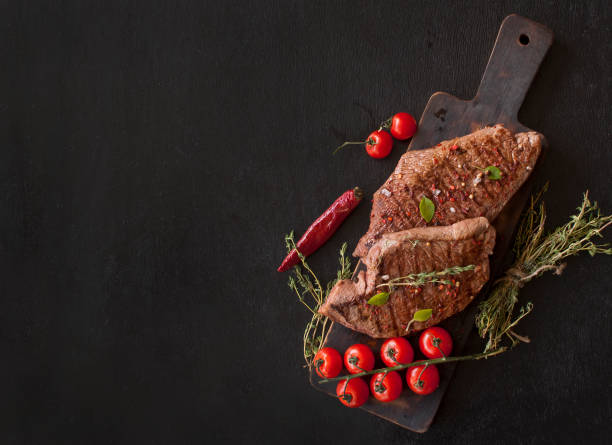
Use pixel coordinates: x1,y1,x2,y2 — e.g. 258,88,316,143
406,364,440,395
419,326,453,359
344,344,375,374
336,378,369,408
313,347,343,378
370,371,403,402
365,130,393,159
380,337,414,367
390,112,417,140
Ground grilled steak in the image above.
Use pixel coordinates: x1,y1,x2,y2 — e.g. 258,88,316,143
353,124,542,259
320,217,495,338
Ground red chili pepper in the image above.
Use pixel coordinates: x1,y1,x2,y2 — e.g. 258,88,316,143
277,187,363,272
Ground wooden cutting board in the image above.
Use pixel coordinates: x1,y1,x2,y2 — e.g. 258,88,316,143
309,14,553,432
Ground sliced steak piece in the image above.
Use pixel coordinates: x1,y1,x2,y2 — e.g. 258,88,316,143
320,217,495,338
353,124,542,259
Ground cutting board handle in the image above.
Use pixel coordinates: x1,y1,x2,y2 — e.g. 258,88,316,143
474,14,553,120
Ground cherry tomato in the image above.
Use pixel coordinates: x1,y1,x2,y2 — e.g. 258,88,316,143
365,130,393,159
336,378,369,408
380,337,414,367
406,364,440,395
344,344,375,374
419,326,453,359
390,112,417,140
313,347,343,378
370,371,403,402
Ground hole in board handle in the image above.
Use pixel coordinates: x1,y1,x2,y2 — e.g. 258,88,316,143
519,34,530,45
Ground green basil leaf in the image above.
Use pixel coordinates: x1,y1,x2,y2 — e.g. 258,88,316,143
419,197,435,223
367,292,390,306
413,308,433,322
484,165,501,180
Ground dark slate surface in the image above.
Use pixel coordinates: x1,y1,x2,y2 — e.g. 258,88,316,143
1,1,610,444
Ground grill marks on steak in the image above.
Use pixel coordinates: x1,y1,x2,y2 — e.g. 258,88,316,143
353,124,542,259
320,217,495,338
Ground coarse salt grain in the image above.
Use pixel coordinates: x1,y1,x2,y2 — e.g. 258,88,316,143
450,207,456,213
380,188,391,197
433,189,441,196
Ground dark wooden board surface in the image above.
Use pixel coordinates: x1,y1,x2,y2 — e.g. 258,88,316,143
310,14,553,432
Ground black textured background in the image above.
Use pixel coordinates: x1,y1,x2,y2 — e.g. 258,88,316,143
1,1,611,444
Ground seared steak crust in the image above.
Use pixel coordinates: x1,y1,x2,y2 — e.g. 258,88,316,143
320,218,495,338
353,124,542,259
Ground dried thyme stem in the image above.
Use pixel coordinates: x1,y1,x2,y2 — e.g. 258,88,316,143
377,264,475,290
476,188,612,352
286,233,351,367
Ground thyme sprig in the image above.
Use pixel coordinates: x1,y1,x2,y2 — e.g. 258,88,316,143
476,187,612,352
286,232,351,367
377,264,476,290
